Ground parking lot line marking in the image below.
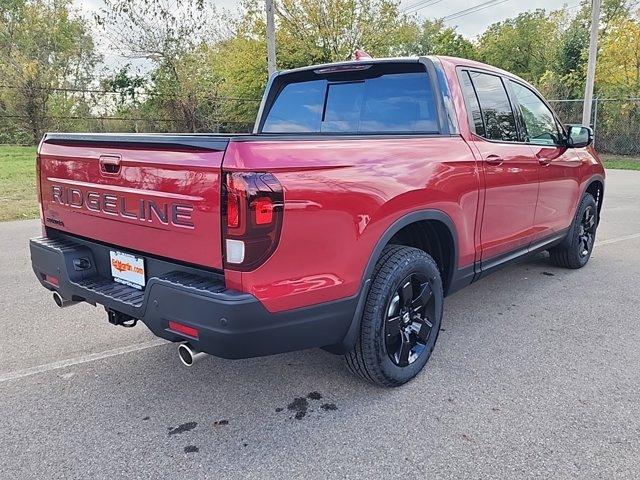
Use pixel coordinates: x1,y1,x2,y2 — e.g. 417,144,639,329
596,232,640,247
0,339,167,383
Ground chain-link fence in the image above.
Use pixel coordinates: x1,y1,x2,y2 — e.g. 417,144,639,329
549,98,640,156
0,85,259,145
2,84,639,156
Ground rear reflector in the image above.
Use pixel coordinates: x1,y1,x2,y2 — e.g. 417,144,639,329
168,321,199,339
44,274,59,286
227,191,240,228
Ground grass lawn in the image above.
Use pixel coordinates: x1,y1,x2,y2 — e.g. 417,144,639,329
601,154,640,171
0,145,38,221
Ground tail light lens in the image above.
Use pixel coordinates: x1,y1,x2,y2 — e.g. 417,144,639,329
222,172,284,271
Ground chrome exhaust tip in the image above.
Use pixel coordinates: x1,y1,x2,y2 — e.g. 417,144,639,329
53,291,78,308
178,343,207,367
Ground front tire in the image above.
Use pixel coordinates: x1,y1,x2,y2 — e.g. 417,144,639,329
345,245,443,387
549,192,598,269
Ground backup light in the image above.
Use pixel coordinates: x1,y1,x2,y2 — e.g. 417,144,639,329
225,239,245,264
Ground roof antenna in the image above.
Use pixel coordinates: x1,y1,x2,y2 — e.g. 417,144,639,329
353,49,372,61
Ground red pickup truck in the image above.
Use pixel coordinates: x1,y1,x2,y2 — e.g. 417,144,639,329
30,56,604,386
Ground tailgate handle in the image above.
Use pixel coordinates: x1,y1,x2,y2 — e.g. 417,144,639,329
99,155,121,175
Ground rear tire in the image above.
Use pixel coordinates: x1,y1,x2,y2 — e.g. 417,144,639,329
549,193,598,269
345,245,443,387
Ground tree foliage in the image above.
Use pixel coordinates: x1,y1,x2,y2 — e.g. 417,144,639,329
0,0,99,143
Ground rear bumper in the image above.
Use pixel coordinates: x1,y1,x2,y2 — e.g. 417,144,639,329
29,234,358,359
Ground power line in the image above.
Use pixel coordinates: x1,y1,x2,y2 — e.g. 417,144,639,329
402,0,445,14
443,0,513,21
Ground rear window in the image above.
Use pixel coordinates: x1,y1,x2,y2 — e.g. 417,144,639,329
262,65,439,134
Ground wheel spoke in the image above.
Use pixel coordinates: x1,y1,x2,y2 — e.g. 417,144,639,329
396,331,412,366
400,279,413,307
415,317,433,343
386,316,401,339
411,281,432,311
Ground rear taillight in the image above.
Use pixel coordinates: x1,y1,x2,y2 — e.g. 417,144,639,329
222,172,284,271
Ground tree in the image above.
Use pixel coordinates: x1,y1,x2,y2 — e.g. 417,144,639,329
273,0,418,63
596,14,640,97
477,9,562,84
410,19,476,58
0,0,99,143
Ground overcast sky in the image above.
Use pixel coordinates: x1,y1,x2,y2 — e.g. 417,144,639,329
75,0,581,72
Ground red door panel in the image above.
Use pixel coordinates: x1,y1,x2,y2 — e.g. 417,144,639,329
530,146,583,240
474,139,539,261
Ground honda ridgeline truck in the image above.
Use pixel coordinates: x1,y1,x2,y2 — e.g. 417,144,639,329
30,56,604,386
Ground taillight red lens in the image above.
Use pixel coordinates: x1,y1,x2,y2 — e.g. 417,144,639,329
252,197,273,225
222,172,284,271
227,192,240,228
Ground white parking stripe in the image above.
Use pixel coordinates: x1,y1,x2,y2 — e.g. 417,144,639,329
0,339,167,383
596,232,640,246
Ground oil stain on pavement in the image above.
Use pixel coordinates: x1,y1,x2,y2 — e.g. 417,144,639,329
280,391,338,420
168,421,197,436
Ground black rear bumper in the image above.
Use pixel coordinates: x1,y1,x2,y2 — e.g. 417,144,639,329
29,233,359,359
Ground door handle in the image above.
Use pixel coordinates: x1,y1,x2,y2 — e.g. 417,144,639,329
537,156,551,166
485,155,504,165
99,155,121,175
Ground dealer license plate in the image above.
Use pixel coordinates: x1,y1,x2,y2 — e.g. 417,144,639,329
109,250,145,290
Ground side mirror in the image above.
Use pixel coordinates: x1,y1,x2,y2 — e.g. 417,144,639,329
566,125,593,148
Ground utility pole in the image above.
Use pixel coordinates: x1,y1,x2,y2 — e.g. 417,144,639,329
582,0,602,126
266,0,276,76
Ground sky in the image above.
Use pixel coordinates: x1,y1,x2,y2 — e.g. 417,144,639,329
75,0,582,72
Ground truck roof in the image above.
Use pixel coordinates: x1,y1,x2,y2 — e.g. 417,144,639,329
277,55,534,91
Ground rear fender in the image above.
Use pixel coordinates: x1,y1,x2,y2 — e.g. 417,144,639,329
325,209,460,354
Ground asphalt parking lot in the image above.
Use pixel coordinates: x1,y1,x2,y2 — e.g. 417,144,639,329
1,169,639,479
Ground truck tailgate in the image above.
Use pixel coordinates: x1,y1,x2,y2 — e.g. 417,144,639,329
38,134,230,269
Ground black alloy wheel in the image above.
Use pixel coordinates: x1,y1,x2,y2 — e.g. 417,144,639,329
345,245,443,387
384,273,436,367
578,205,597,259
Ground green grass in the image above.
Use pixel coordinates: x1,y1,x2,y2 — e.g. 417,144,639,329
601,154,640,171
0,145,38,221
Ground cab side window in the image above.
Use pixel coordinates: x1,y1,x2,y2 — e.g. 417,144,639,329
509,81,561,146
468,71,518,142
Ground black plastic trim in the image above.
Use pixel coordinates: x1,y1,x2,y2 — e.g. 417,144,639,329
42,133,236,152
478,228,570,279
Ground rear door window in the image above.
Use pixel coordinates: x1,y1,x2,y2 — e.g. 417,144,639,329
262,67,439,134
468,71,518,142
